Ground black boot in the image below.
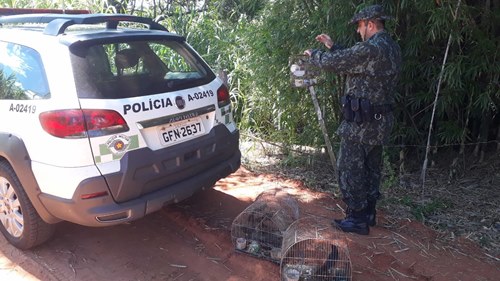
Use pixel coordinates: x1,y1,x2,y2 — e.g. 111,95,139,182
367,200,377,227
333,208,369,235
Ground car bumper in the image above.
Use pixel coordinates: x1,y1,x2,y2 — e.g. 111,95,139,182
38,128,240,227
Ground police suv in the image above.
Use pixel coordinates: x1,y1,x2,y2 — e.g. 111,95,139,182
0,9,240,249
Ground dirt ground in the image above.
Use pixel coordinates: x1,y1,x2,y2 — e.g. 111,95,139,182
0,166,499,281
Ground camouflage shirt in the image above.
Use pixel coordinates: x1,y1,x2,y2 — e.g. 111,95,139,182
309,30,402,145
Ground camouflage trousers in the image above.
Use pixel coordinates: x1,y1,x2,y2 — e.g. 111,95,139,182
337,139,382,211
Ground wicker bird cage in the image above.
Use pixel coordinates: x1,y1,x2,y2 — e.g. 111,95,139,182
231,189,300,262
280,216,352,281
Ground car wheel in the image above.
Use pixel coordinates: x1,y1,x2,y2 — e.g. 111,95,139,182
0,161,54,249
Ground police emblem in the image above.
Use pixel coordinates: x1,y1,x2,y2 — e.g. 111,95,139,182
106,134,131,155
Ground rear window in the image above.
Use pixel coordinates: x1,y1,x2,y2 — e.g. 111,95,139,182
71,40,215,98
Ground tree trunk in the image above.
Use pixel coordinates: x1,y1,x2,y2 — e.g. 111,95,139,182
399,148,405,175
497,126,500,152
473,110,491,162
460,94,474,155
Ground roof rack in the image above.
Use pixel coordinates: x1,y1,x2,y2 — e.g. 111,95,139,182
0,13,168,35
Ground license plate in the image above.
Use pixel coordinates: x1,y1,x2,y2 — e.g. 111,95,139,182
158,117,205,146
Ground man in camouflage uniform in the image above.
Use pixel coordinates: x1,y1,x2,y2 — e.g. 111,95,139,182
304,5,402,235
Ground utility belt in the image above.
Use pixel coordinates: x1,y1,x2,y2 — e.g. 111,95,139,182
341,95,393,123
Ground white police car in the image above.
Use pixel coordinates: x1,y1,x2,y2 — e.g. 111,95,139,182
0,9,240,249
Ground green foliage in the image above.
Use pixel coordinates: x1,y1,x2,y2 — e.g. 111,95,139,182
381,148,398,190
394,0,499,150
0,0,118,12
233,0,360,147
215,0,266,21
2,0,498,159
232,0,498,155
0,71,25,100
401,196,453,222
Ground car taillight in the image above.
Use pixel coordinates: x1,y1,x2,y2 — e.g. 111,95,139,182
39,109,129,138
217,84,231,107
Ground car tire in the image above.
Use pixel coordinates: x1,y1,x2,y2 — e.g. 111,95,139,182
0,161,55,249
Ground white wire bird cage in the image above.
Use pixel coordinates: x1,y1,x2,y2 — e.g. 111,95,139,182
280,216,352,281
289,54,322,88
231,189,300,263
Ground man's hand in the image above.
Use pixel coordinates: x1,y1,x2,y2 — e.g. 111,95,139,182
315,34,333,49
304,33,334,56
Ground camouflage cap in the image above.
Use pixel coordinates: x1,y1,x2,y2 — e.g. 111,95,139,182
349,4,391,24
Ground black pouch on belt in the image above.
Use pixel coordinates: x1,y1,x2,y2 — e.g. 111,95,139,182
360,98,373,122
351,98,362,123
341,96,354,122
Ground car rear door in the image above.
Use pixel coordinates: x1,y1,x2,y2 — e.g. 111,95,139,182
70,36,231,201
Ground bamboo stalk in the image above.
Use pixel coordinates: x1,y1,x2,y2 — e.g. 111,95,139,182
421,0,462,195
308,85,337,172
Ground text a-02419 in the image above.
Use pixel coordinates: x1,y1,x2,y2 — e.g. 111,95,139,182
158,117,205,146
